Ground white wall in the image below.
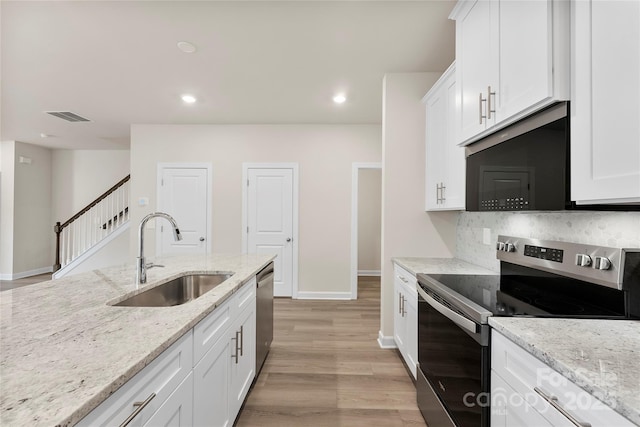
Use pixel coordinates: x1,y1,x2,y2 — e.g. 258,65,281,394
0,141,16,276
457,211,640,272
130,124,381,295
380,73,459,341
358,168,382,273
52,150,130,223
1,142,54,277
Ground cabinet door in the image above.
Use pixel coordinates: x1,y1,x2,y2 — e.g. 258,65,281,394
497,0,553,121
491,372,555,427
425,79,447,211
404,289,418,380
572,0,640,204
193,332,232,427
456,0,498,143
229,301,256,421
143,374,194,427
443,71,466,210
393,278,406,354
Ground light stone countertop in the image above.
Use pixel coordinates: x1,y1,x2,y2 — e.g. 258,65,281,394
0,253,273,427
489,317,640,426
392,257,497,276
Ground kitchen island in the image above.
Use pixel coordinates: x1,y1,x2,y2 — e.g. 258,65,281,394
0,253,273,427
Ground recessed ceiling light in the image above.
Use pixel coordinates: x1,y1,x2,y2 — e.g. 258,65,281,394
333,93,347,104
181,94,197,104
177,41,197,53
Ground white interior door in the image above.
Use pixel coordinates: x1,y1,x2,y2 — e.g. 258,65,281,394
246,168,295,297
157,166,209,257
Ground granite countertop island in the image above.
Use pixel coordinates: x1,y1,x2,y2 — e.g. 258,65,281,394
0,253,273,427
490,317,640,426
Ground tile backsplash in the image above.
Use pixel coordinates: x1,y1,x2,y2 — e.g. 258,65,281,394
456,211,640,272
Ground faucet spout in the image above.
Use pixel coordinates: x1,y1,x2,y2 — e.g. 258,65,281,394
136,212,182,286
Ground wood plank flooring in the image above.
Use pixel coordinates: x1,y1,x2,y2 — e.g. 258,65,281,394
236,276,426,427
0,273,52,291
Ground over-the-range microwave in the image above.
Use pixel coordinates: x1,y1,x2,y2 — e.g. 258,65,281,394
465,102,637,212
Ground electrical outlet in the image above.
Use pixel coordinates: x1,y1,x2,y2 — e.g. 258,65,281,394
483,228,492,246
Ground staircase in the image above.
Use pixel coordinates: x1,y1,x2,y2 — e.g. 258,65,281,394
53,175,130,278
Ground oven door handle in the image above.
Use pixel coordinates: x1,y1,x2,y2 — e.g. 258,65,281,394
417,286,477,335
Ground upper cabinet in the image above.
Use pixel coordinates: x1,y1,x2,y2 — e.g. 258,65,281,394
571,0,640,204
451,0,570,145
424,62,466,211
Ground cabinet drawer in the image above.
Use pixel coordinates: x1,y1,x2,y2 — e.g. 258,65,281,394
492,331,633,427
77,331,193,427
193,296,233,365
235,277,257,313
393,264,416,297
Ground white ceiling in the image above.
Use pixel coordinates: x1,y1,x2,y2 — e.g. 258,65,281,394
1,0,456,150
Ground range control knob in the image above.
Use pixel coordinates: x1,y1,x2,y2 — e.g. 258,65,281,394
496,242,506,251
505,243,516,253
594,256,611,270
576,254,592,267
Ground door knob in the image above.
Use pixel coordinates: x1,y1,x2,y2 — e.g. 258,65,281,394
199,237,205,242
286,237,292,242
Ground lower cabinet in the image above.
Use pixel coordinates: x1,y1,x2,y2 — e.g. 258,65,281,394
393,263,417,379
78,277,257,427
491,330,634,427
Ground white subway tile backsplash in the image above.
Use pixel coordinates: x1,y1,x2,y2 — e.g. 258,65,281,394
456,211,640,272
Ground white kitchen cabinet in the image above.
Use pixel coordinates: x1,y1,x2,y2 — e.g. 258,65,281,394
393,263,417,379
193,276,256,426
143,373,194,427
229,298,256,418
451,0,569,145
491,330,635,427
78,276,259,427
571,0,640,204
424,62,465,211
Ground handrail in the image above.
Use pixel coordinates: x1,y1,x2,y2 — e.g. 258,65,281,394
54,175,130,272
60,175,130,229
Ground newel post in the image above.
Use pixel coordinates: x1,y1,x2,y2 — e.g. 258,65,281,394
53,222,62,272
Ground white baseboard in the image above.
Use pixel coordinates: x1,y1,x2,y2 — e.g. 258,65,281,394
358,270,381,277
377,330,397,349
296,291,352,300
0,266,53,281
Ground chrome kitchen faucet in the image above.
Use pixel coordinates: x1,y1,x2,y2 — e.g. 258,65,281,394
136,212,182,286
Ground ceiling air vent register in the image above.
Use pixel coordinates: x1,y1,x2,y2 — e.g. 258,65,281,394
45,111,91,122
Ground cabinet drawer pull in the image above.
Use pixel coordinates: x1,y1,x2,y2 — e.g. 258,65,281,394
534,387,591,427
119,392,156,427
398,275,408,283
401,295,406,317
239,325,244,357
399,291,402,314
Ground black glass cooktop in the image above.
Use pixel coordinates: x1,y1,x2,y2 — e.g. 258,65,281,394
421,263,627,319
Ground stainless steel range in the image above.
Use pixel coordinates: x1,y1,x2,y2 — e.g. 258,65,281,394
415,235,640,427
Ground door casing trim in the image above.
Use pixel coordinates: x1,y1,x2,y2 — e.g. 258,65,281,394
242,163,299,299
350,162,382,300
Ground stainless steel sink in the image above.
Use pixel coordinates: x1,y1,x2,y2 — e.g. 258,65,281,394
113,273,233,307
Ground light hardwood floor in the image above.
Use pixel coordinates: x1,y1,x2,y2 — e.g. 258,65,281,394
236,276,426,427
0,273,52,291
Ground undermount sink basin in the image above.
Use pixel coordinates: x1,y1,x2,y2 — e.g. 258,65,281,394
113,273,234,307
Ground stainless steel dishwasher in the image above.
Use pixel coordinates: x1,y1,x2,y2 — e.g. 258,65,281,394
255,262,274,376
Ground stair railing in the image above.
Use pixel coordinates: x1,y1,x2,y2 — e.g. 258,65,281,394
54,175,130,272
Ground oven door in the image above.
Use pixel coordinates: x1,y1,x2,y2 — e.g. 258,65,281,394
417,285,490,427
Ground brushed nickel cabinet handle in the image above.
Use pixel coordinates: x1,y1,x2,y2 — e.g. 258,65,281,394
231,331,240,364
399,291,402,314
401,295,407,317
119,393,156,427
534,387,592,427
487,86,496,119
441,183,446,203
479,92,487,124
239,325,244,357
